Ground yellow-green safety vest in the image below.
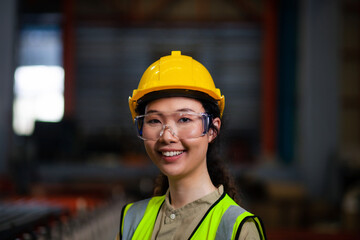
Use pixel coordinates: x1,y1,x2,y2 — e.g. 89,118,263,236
119,192,266,240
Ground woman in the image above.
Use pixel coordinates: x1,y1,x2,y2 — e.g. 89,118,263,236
117,51,266,240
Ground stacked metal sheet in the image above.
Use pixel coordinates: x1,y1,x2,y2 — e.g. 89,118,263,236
0,198,123,240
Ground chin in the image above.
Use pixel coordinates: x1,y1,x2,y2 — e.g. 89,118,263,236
158,166,186,179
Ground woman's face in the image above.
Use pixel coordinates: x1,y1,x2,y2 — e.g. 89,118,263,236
143,97,220,181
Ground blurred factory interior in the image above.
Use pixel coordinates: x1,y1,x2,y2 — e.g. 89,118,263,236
0,0,360,239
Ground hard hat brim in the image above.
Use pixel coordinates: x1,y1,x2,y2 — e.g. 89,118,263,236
129,88,224,121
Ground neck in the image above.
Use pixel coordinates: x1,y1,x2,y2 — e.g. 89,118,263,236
167,170,216,209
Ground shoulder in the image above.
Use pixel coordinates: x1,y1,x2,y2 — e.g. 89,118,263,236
219,195,266,240
218,194,247,214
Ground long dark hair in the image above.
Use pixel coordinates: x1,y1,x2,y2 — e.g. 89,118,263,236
136,91,241,204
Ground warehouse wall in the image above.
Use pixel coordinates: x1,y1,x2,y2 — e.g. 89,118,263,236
297,0,340,199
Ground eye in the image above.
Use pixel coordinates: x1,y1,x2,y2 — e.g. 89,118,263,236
143,114,162,125
146,118,161,124
177,113,197,123
179,117,192,123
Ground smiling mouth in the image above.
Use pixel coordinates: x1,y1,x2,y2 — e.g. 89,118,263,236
161,151,184,157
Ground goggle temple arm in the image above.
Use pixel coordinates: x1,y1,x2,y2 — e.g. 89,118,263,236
203,113,212,135
135,117,144,137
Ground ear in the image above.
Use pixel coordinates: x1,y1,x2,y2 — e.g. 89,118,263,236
208,117,221,143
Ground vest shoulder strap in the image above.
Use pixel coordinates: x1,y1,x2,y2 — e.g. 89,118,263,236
120,196,165,240
216,195,266,240
189,194,266,240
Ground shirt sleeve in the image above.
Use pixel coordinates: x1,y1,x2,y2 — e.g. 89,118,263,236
238,218,261,240
115,232,121,240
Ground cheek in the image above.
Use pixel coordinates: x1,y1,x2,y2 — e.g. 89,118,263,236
144,142,156,159
185,138,209,156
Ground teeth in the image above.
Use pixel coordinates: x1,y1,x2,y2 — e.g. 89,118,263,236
162,151,183,157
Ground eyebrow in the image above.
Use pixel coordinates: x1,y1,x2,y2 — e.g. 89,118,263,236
144,110,160,115
145,108,196,114
177,108,196,112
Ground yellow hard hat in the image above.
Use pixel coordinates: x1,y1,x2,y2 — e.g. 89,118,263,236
128,51,225,120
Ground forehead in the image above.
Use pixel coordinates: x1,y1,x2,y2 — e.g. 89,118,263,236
145,97,204,113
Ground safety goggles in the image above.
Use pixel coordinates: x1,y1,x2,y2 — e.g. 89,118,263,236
134,111,211,141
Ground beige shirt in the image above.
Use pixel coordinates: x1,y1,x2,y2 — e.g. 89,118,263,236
150,185,260,240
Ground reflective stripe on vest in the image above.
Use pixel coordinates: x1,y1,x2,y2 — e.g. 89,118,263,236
122,198,151,239
215,205,246,240
120,193,265,240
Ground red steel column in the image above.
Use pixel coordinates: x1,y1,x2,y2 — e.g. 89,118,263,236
63,0,75,117
261,0,278,158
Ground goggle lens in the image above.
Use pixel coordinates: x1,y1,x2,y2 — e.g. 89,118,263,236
135,111,210,141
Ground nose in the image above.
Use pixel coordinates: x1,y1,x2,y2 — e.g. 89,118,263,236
159,125,178,142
